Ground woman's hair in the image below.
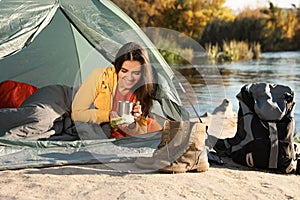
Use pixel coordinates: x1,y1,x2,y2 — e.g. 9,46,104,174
114,42,154,117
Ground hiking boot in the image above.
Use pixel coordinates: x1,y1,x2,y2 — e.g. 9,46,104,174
134,120,209,173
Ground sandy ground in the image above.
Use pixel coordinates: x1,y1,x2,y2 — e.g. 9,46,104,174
0,159,299,200
0,99,299,200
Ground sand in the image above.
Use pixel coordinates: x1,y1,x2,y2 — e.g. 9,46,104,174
0,160,299,200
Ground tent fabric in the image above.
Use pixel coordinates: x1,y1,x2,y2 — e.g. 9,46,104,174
0,0,190,170
0,7,81,87
0,131,161,170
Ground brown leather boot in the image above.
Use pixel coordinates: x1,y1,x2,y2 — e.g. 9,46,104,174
134,120,209,173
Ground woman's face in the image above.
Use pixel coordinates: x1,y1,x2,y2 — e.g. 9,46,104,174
117,60,142,91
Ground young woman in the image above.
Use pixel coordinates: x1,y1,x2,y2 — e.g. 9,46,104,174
71,42,162,139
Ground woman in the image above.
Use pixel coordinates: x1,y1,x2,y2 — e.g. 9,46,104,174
71,42,162,139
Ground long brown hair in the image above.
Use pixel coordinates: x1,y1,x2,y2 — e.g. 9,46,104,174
114,42,154,117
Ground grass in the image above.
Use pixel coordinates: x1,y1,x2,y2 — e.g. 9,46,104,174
205,40,261,63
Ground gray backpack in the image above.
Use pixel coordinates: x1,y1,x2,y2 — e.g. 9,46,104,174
226,83,299,174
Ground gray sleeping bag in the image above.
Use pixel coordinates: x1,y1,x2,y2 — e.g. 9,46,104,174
0,85,74,139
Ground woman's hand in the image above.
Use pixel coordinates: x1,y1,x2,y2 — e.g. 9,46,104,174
132,101,142,122
109,111,128,130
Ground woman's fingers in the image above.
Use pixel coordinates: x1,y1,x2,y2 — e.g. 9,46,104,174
133,101,142,121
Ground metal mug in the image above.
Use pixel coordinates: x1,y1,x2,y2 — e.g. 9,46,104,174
117,101,133,117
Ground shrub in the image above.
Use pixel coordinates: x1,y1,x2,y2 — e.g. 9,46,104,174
205,40,261,63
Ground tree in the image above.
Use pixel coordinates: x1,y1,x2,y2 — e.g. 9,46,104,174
154,0,234,40
260,2,299,51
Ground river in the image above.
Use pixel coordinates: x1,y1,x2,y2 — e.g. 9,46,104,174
175,51,300,134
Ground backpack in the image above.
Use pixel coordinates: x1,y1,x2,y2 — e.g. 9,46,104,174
227,83,299,174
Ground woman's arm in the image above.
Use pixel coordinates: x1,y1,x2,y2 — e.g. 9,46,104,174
71,68,110,124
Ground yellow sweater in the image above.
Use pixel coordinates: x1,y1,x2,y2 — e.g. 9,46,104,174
71,67,147,133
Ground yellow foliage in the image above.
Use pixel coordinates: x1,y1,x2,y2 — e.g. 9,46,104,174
186,10,193,18
194,11,204,18
177,4,183,10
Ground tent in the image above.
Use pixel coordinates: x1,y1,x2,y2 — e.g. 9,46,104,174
0,0,193,170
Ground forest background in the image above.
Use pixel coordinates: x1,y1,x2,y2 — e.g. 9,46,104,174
111,0,300,64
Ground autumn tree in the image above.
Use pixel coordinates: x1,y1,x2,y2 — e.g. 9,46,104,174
153,0,234,40
261,2,299,50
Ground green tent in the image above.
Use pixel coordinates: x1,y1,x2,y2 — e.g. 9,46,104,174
0,0,192,170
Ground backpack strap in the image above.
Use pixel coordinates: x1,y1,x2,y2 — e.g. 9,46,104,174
296,158,300,174
268,122,278,169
